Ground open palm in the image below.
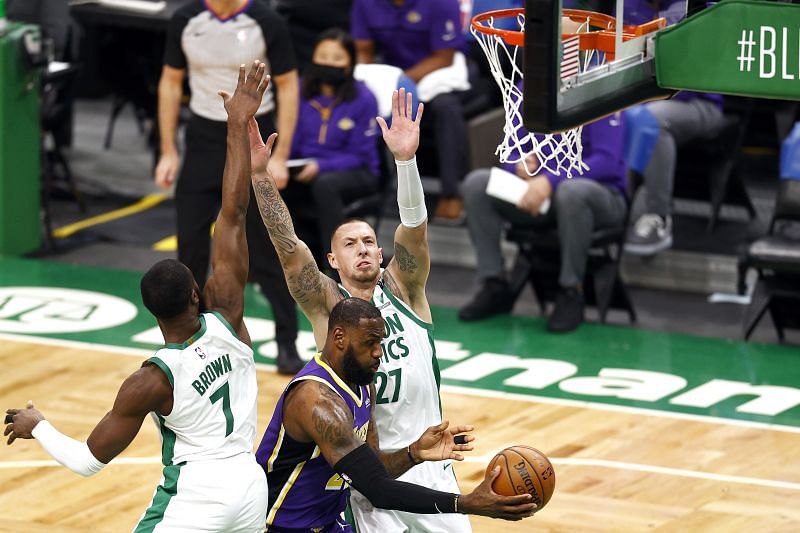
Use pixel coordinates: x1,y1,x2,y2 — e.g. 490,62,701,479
219,60,270,124
414,420,475,462
376,88,424,161
248,118,278,176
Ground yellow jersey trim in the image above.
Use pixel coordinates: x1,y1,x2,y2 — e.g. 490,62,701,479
313,354,364,407
266,425,285,473
265,459,309,526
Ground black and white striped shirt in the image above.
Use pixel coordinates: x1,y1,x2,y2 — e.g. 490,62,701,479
164,0,296,121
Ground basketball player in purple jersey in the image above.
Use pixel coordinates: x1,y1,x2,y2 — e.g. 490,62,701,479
256,297,536,532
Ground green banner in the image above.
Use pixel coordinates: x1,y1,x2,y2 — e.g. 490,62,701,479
0,24,41,255
656,0,800,100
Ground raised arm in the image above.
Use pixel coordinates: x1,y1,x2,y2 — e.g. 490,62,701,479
5,364,171,475
249,121,342,331
282,380,535,519
378,90,432,321
204,61,271,342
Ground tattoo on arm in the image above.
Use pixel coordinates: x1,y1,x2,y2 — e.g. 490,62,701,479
379,448,418,479
382,270,404,299
252,177,298,255
394,243,418,273
288,262,341,309
322,276,344,306
270,222,299,255
311,386,353,451
288,262,323,306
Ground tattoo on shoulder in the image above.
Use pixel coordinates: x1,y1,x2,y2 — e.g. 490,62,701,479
311,385,351,449
322,275,343,304
394,243,418,274
382,270,403,297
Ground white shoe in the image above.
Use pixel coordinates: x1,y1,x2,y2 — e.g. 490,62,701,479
625,214,673,255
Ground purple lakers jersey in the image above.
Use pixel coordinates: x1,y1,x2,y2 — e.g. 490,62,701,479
256,354,372,530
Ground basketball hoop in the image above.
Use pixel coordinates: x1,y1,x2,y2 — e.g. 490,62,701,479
471,8,666,178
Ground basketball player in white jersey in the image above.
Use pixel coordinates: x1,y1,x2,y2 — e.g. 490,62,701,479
5,61,272,532
251,88,473,532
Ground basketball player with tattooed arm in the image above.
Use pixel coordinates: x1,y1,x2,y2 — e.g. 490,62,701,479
249,88,501,531
257,296,536,531
5,61,273,532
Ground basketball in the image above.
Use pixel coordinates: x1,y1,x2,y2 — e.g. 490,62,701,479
486,446,555,509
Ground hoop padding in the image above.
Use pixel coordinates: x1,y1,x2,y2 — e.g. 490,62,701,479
471,9,593,178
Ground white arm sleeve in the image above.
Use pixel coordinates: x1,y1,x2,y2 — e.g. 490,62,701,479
395,157,427,228
31,420,106,477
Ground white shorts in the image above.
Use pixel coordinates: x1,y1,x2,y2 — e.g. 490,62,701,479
348,459,472,533
133,452,268,533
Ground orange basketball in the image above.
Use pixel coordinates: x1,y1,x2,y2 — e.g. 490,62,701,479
486,445,555,509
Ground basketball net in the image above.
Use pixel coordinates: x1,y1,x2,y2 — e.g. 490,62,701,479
472,13,601,178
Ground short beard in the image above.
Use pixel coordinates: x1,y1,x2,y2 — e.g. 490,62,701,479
342,344,376,386
348,265,380,284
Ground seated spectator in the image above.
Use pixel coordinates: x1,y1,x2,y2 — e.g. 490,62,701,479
351,0,471,221
459,113,628,332
618,0,724,254
291,28,381,257
624,92,724,255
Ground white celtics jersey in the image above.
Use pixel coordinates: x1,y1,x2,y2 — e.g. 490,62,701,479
146,312,258,465
341,278,442,451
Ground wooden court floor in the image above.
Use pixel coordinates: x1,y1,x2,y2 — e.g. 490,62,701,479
2,339,799,532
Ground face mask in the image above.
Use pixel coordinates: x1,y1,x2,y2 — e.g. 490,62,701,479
308,63,348,87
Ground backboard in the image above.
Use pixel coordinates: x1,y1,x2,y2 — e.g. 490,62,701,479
521,0,689,132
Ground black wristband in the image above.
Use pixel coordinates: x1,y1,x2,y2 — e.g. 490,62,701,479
334,444,459,514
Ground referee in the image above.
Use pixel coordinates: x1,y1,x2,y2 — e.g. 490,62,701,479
155,0,303,373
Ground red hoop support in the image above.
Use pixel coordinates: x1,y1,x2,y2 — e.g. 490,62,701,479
471,7,666,60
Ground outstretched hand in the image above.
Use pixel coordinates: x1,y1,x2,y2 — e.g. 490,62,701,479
5,400,44,445
219,60,270,124
248,117,279,178
412,420,475,462
376,88,424,162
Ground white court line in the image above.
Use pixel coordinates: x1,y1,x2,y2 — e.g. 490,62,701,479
3,454,799,491
442,384,800,435
3,332,800,435
462,455,800,491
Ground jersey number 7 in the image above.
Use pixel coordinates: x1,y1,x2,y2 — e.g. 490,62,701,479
210,382,234,436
